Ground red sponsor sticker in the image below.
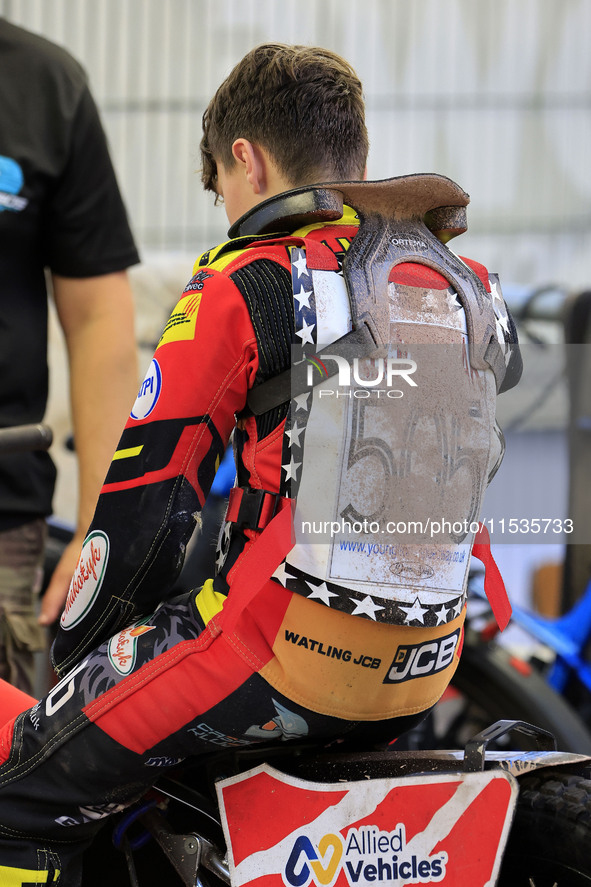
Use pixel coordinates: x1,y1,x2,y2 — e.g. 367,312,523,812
108,622,155,675
61,531,110,630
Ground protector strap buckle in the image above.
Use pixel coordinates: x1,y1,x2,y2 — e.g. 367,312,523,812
225,487,284,532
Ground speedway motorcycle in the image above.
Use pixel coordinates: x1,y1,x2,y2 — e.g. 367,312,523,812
106,718,591,887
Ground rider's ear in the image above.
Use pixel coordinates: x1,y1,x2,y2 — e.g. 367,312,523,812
231,139,266,195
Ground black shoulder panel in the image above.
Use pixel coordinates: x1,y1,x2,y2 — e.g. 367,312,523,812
230,258,294,438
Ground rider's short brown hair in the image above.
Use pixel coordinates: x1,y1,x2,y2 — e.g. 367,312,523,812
200,43,369,193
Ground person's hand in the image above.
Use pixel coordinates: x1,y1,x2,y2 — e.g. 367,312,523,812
38,533,86,627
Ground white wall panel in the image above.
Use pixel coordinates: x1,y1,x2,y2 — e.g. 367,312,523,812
1,0,590,289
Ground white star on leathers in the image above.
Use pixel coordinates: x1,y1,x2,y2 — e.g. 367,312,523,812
294,285,312,310
434,604,449,625
451,597,464,618
292,252,309,277
306,582,338,605
272,562,292,586
293,392,310,412
399,598,428,624
490,279,504,304
296,320,315,344
350,595,384,620
286,421,304,448
495,311,510,337
282,458,301,481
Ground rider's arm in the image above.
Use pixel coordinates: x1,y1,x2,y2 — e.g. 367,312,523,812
38,270,138,626
50,269,260,675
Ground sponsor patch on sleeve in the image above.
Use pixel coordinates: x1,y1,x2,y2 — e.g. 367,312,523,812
158,279,208,347
61,531,110,630
131,358,162,420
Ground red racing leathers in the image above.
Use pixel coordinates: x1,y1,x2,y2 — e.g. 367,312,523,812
0,203,518,885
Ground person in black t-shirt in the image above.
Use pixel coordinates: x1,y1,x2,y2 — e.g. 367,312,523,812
0,18,140,694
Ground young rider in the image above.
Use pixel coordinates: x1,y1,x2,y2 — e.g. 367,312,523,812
0,43,519,885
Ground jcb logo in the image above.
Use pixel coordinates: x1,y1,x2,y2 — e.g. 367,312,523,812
383,629,460,684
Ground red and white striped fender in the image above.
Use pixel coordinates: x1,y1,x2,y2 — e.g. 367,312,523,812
217,763,518,887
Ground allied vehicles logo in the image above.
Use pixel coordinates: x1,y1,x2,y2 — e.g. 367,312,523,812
283,825,447,886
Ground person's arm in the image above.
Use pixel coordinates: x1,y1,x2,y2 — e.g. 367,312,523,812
50,267,258,676
38,270,138,626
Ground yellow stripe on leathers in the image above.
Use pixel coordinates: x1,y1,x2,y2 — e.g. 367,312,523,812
112,445,143,461
0,866,60,886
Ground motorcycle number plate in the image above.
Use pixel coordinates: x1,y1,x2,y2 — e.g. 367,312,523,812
217,764,517,887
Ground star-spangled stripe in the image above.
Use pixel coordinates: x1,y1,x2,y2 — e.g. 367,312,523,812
489,273,514,366
291,246,317,351
278,246,317,499
271,561,465,627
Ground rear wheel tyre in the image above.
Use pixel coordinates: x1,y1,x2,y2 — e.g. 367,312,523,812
499,769,591,885
438,633,591,754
